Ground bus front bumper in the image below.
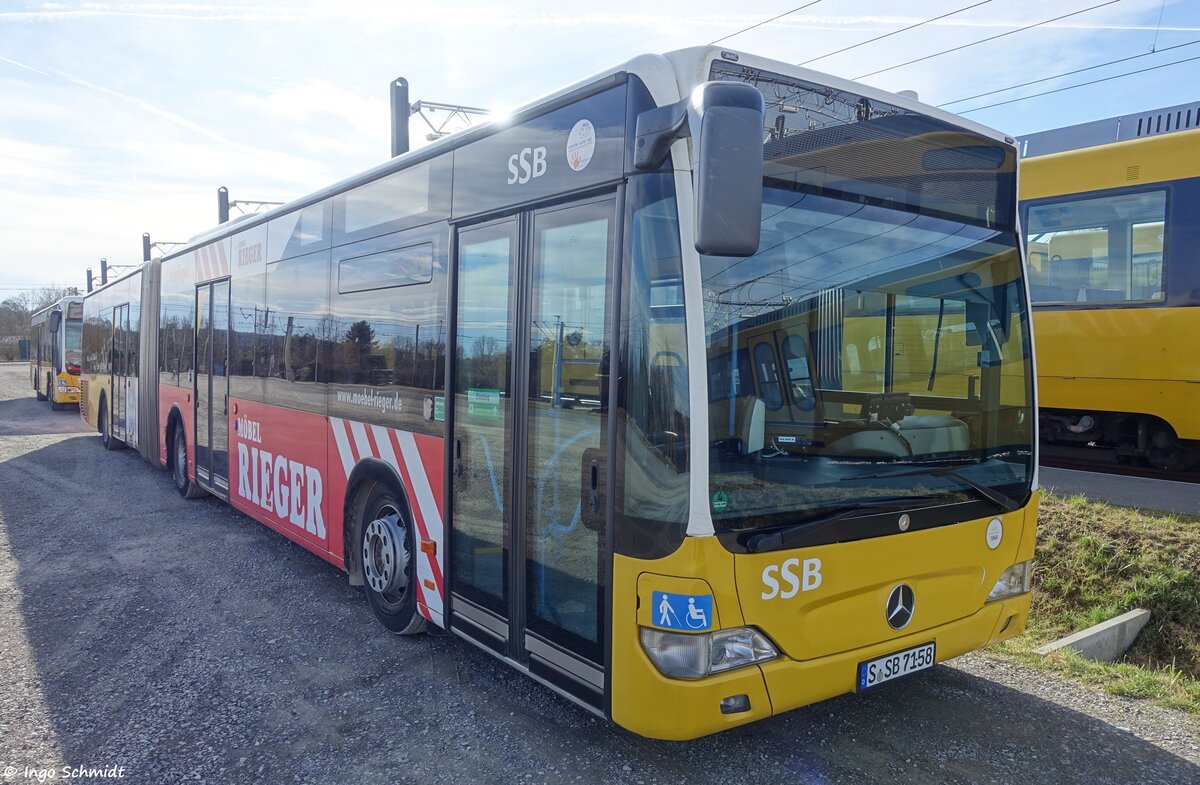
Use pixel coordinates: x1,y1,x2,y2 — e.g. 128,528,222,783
614,594,1030,740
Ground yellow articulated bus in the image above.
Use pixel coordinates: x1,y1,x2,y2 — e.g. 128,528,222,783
29,296,84,410
1019,104,1200,469
82,47,1037,740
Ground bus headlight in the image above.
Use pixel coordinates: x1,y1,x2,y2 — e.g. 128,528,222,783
987,561,1032,602
639,627,778,679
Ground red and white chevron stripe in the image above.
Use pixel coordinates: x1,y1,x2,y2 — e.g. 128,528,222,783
195,242,230,282
329,417,445,628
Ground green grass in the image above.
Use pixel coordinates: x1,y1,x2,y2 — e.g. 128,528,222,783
992,491,1200,714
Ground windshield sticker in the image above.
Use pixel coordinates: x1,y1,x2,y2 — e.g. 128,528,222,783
467,388,500,419
566,119,595,172
711,490,729,513
986,517,1003,549
652,592,713,631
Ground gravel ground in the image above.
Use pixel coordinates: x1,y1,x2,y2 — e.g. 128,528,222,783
0,362,1197,785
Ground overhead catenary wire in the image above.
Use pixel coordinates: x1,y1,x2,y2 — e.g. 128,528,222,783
1151,0,1168,51
854,0,1122,79
708,1,825,46
796,0,993,66
937,37,1200,107
957,51,1200,113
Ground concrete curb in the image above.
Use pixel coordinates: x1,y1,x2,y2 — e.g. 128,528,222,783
1034,608,1152,662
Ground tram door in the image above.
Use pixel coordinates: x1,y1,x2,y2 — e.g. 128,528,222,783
450,197,615,708
195,279,231,496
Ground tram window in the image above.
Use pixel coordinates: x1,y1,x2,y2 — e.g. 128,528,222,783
753,341,784,410
1131,221,1165,300
781,333,815,406
709,348,752,402
1025,190,1166,304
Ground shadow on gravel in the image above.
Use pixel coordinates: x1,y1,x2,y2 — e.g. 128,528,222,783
1,431,1197,785
0,394,89,437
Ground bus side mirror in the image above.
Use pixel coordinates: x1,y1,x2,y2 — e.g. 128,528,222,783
634,82,764,257
691,83,764,257
48,310,62,334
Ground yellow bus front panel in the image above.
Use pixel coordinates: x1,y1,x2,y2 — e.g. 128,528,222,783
612,496,1036,740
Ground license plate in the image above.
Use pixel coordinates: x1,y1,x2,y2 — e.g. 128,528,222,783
857,642,936,691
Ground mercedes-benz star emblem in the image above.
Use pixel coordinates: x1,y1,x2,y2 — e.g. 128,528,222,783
886,584,915,630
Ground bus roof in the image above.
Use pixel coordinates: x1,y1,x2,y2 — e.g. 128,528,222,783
80,264,146,301
170,46,1015,260
29,295,84,322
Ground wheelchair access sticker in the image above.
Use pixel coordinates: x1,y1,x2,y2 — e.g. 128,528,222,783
651,592,713,632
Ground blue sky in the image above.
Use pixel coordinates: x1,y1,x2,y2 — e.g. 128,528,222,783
1,0,1197,294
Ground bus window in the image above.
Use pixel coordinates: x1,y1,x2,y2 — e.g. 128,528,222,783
268,201,331,263
264,251,326,412
335,156,451,244
338,243,434,293
615,173,689,558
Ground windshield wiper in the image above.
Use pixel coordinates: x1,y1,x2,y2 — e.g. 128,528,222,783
841,464,1017,512
742,499,922,554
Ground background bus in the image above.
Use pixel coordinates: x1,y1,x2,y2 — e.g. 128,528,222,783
1019,103,1200,470
80,266,159,452
29,296,84,410
83,46,1037,740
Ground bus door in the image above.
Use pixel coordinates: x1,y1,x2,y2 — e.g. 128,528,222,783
449,196,615,710
195,279,231,496
111,304,129,441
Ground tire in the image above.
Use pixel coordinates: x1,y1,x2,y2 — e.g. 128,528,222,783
47,377,63,411
354,481,426,635
171,421,205,499
99,398,119,451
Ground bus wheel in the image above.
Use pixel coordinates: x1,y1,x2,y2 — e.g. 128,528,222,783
172,421,205,499
99,399,119,451
356,482,426,635
47,378,63,411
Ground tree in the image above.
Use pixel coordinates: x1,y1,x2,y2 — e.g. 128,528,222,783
346,320,375,354
2,286,75,316
0,287,74,361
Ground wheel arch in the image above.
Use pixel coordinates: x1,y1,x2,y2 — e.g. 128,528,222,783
164,404,187,470
342,457,415,587
96,389,108,433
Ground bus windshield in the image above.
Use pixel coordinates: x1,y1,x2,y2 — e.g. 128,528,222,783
700,77,1032,538
64,317,83,367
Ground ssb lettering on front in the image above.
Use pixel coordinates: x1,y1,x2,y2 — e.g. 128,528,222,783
761,557,823,600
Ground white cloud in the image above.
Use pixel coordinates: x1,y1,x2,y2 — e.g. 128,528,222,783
234,80,389,144
0,0,1197,288
0,137,76,179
